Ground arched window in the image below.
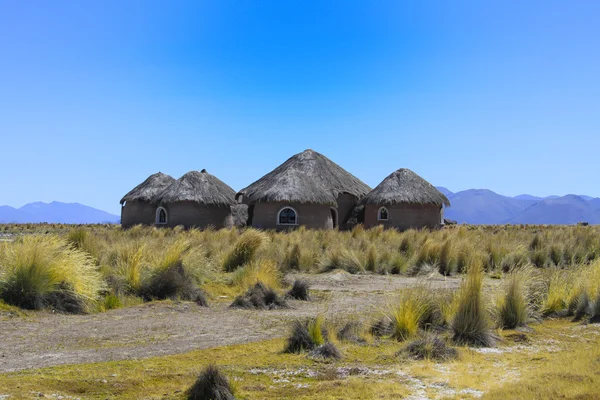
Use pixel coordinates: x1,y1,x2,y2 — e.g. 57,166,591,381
156,207,167,224
377,207,389,221
277,207,298,225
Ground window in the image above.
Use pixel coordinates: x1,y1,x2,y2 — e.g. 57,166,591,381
156,207,167,224
277,207,298,225
377,207,389,221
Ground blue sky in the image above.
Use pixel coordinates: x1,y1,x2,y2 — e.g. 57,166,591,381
1,1,599,215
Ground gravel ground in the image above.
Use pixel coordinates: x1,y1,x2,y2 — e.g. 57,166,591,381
0,272,460,372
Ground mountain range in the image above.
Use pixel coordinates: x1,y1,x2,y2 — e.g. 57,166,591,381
0,202,120,224
1,190,599,225
438,188,600,225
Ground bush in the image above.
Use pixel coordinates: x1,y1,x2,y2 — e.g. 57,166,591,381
389,290,427,341
319,249,364,274
102,293,122,310
141,263,208,306
542,270,569,316
283,243,302,270
230,282,287,310
402,335,459,361
370,317,393,337
186,364,236,400
451,264,497,347
497,272,528,329
573,291,590,321
591,293,600,324
337,321,366,343
140,241,208,306
231,260,281,294
438,240,453,276
222,230,266,272
309,342,342,360
284,316,327,353
286,279,310,301
0,236,104,312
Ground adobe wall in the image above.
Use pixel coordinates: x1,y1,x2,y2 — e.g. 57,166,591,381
363,203,442,230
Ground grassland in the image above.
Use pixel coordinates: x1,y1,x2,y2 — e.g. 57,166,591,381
0,223,599,399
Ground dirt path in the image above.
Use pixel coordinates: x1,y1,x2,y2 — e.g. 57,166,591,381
0,273,460,372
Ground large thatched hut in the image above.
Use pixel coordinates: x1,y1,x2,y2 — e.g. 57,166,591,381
361,169,450,230
154,169,236,229
236,149,370,230
120,172,176,228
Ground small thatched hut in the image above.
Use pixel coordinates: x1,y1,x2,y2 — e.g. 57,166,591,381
361,169,450,230
120,172,176,228
154,169,236,229
236,149,370,230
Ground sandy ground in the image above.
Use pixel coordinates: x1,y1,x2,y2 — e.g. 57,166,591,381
0,272,460,372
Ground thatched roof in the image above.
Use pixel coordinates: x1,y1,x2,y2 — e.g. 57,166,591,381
155,169,236,207
237,149,371,206
120,172,176,205
361,169,450,207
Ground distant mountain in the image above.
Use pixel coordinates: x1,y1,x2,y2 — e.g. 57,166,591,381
435,187,454,198
513,194,543,201
442,188,600,225
507,195,600,225
0,202,119,224
443,189,535,224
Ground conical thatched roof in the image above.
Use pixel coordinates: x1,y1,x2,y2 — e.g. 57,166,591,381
361,169,450,207
155,169,236,207
120,172,176,205
237,149,371,206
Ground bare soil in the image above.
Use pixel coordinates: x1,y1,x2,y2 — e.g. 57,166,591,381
0,272,460,372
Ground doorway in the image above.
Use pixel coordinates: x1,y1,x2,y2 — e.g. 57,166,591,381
330,208,338,229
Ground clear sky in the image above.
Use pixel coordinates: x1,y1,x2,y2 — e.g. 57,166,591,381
1,1,599,215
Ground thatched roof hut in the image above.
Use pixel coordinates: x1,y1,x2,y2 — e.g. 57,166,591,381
361,169,450,207
120,172,175,205
237,149,370,206
156,169,236,207
361,169,449,230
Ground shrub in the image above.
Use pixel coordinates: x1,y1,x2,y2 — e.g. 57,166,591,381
530,250,548,268
67,227,88,250
309,342,342,360
402,335,459,361
283,243,302,270
284,316,327,353
0,236,104,312
337,321,366,343
438,240,453,276
141,263,208,306
308,314,326,346
389,290,427,341
102,293,122,310
591,293,600,324
542,270,569,316
186,364,236,400
451,264,497,347
286,279,310,301
573,291,590,321
230,282,287,310
231,260,281,293
370,317,393,337
365,246,377,272
530,235,543,251
497,272,528,329
222,230,266,272
141,241,208,306
320,249,364,274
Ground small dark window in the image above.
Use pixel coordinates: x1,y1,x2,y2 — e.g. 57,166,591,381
378,207,389,221
278,207,297,225
156,207,167,224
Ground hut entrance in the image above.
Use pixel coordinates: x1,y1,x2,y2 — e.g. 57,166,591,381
330,208,338,229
